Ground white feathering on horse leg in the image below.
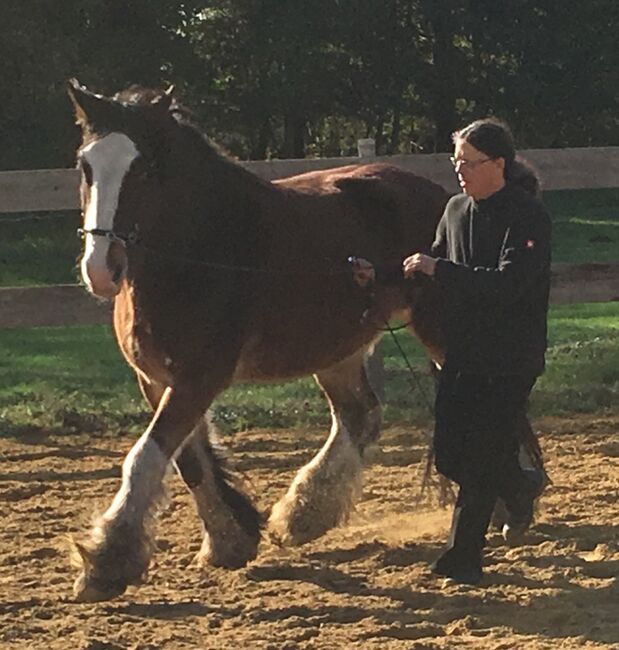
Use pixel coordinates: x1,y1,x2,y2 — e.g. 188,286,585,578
73,434,169,601
101,433,168,525
268,416,363,546
177,422,260,569
193,490,260,569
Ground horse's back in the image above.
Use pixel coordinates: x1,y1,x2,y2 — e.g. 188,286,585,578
275,162,446,204
274,163,448,244
235,163,448,381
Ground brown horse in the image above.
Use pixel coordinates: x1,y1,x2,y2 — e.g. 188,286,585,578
67,80,449,602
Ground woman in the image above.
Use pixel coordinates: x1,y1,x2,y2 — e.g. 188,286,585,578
356,118,551,585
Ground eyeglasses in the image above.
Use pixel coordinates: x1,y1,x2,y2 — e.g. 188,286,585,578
449,156,494,170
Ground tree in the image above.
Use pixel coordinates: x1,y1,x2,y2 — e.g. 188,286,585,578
0,0,617,168
0,0,201,169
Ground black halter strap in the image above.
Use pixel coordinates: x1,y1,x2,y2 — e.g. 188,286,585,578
77,225,140,247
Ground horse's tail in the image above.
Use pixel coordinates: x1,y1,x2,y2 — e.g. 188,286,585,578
419,411,549,505
518,413,550,483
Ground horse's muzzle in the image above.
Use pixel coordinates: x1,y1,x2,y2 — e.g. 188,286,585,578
82,241,128,298
82,260,124,298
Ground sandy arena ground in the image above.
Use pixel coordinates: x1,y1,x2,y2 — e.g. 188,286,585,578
0,413,618,649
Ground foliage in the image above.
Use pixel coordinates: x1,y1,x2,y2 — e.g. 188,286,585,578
1,0,617,169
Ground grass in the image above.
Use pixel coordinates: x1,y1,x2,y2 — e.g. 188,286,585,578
0,188,617,437
0,302,617,437
535,302,619,414
543,188,619,263
0,211,81,286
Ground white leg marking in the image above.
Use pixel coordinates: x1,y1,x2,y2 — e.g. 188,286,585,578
268,409,362,545
103,434,168,526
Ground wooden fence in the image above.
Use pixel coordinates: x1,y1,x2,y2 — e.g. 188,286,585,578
1,145,618,328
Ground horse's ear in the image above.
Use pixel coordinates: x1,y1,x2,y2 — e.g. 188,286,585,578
67,78,107,128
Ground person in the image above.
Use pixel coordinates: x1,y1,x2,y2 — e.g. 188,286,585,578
353,117,551,586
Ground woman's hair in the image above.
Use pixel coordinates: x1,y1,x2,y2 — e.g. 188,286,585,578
453,118,540,196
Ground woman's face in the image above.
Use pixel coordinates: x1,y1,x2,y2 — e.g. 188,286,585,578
452,139,505,200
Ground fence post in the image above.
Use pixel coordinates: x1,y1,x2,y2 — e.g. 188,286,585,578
357,138,376,158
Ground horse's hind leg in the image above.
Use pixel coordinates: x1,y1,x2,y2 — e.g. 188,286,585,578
268,345,381,546
174,415,261,568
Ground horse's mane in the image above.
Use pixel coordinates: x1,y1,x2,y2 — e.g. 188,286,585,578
114,85,268,188
114,85,165,106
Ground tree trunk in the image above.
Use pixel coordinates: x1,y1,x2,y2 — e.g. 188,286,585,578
283,114,306,158
425,5,459,152
389,106,401,155
249,119,272,160
373,115,385,155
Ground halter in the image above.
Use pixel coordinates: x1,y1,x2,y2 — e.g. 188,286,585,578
77,225,140,247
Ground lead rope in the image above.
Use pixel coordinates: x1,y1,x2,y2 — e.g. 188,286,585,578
381,319,455,507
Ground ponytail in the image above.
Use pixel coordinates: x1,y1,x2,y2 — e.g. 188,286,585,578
506,157,541,197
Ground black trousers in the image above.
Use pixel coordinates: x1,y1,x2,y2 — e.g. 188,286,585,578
433,365,536,569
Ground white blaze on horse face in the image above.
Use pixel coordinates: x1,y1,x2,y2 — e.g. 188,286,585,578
80,132,139,293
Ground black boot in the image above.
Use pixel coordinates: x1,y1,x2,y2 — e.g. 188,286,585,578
430,489,495,586
431,551,482,585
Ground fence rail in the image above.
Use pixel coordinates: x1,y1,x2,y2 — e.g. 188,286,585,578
2,146,619,214
1,146,618,329
0,262,617,329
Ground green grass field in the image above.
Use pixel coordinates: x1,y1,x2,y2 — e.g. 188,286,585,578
543,188,619,263
0,188,617,437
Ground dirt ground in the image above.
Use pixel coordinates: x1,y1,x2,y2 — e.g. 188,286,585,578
0,413,618,649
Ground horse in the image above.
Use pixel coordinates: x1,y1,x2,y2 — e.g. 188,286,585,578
66,79,451,602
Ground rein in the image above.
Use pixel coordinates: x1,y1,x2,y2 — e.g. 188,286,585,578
77,226,356,276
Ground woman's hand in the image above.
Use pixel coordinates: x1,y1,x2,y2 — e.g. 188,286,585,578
351,257,376,288
403,253,437,278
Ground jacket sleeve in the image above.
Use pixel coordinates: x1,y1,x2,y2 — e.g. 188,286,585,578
377,208,449,285
430,212,448,258
434,206,551,306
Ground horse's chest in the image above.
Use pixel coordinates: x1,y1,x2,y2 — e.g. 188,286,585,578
114,292,174,385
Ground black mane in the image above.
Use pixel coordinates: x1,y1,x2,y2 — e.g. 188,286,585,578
113,85,267,188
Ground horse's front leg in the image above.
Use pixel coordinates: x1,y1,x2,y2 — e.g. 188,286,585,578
71,385,208,602
268,346,381,545
137,375,261,569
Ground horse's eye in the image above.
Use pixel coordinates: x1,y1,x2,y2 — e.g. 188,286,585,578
81,159,93,186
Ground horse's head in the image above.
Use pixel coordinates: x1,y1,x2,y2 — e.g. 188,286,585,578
68,79,175,298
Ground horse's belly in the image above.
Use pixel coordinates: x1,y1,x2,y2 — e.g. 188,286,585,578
233,328,379,383
233,290,409,382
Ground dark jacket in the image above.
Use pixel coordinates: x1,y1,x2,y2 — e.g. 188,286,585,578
432,183,551,376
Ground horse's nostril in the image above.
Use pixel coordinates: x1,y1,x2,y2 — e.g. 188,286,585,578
111,265,124,283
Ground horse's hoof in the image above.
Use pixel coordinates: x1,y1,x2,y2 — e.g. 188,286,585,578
73,571,127,602
197,550,252,570
267,500,326,547
197,533,259,569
